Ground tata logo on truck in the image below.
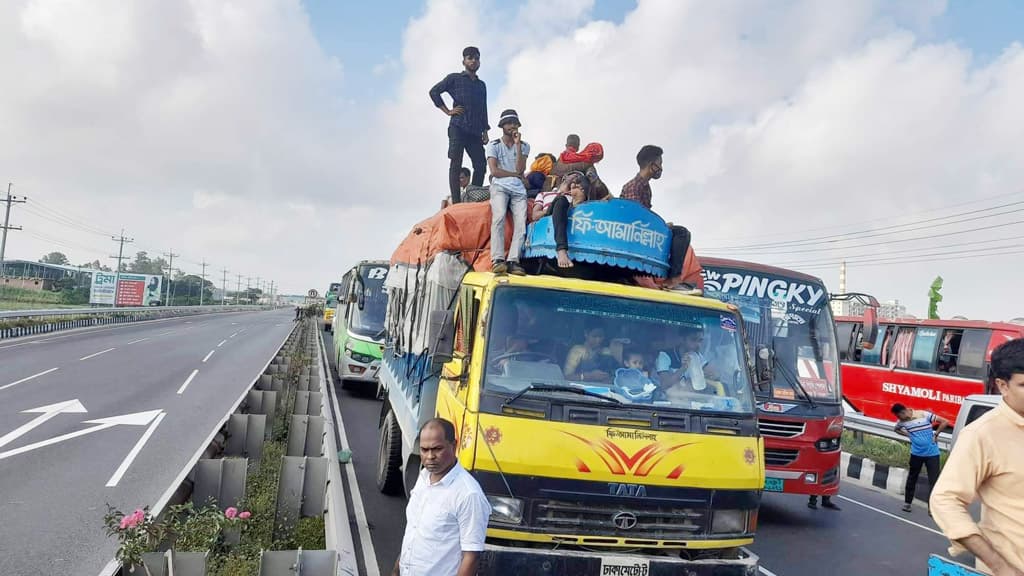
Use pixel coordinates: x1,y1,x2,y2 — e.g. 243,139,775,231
703,271,825,306
608,483,648,498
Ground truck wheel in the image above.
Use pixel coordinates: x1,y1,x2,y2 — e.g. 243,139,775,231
377,409,404,495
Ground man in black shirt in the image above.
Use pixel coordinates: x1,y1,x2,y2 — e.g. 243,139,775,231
429,46,489,204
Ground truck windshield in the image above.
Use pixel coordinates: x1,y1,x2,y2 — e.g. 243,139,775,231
349,265,388,338
702,267,840,403
483,286,755,415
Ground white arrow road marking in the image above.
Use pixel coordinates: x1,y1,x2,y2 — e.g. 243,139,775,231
0,409,162,460
80,347,115,361
106,411,166,487
177,369,199,395
0,398,87,449
202,350,215,363
0,367,59,391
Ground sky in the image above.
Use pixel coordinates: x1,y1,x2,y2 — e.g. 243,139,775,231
1,0,1023,321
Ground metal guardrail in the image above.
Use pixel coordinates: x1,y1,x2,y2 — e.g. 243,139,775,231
0,305,271,340
843,410,952,451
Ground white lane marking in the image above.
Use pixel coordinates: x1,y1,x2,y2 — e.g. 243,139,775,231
106,411,166,487
177,369,200,395
202,350,215,363
0,367,60,391
157,330,176,336
217,339,227,348
760,566,782,576
836,494,944,537
0,409,162,461
126,338,149,345
80,347,116,361
327,353,381,576
0,399,87,449
229,331,239,338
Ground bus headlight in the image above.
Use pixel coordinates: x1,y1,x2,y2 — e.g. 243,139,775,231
345,344,375,364
487,496,523,524
711,510,748,534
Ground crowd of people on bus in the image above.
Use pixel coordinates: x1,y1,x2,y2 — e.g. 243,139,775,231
431,46,691,288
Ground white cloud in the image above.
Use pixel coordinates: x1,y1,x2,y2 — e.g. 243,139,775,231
2,0,1022,321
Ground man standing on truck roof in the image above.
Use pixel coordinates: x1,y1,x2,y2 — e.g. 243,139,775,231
486,109,530,275
394,418,491,576
931,339,1024,576
892,402,950,513
429,46,489,205
620,145,692,289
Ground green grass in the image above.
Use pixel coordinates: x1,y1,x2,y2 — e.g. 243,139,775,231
842,430,949,469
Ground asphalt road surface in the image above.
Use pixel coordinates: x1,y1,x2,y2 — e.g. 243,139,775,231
0,308,296,576
323,330,956,576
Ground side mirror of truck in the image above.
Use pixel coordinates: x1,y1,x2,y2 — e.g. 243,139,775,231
755,346,774,391
429,310,456,369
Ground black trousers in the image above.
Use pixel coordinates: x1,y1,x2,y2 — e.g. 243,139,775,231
550,195,572,251
447,126,486,203
906,454,940,504
668,225,691,279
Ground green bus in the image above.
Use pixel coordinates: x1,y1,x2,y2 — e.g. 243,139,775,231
333,260,389,392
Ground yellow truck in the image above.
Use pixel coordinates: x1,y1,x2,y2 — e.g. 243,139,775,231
375,202,763,574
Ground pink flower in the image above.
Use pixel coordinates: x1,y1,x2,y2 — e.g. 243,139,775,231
224,507,238,519
238,511,251,520
120,516,132,530
131,509,145,523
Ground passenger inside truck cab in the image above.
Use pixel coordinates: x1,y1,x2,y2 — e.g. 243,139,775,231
482,286,753,413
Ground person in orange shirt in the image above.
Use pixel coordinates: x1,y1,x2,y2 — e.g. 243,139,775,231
930,338,1024,576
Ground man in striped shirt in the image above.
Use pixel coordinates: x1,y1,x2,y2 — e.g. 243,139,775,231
892,403,951,513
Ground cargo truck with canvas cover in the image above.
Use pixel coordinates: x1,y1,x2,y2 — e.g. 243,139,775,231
376,202,762,575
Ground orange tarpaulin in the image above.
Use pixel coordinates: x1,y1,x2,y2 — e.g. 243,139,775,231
633,245,703,289
390,202,519,272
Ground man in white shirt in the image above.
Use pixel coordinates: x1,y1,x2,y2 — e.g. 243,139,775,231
393,418,491,576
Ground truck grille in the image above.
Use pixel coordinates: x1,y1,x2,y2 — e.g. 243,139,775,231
764,448,799,466
533,499,708,540
758,419,806,438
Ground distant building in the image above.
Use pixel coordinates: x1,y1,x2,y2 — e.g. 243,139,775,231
831,297,907,319
0,260,102,292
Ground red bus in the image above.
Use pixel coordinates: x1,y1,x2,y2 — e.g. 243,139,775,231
700,258,877,498
835,316,1023,423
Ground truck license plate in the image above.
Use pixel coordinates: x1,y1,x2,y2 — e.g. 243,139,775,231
599,557,649,576
764,478,784,492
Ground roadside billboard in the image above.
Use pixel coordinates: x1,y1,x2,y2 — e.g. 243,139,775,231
90,272,162,306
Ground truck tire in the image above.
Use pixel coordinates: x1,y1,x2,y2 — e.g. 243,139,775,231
377,409,404,495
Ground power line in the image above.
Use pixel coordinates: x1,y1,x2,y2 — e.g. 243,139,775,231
20,203,113,237
703,217,1024,258
770,233,1024,268
704,202,1024,252
784,244,1024,270
700,189,1024,243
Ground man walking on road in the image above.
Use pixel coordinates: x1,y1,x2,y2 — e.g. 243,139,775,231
892,402,950,513
429,46,489,204
393,418,491,576
931,339,1024,576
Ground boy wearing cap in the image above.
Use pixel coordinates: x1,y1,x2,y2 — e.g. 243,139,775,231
486,110,530,275
429,46,489,204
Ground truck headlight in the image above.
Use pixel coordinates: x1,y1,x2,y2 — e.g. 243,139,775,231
711,510,748,534
345,344,375,364
815,437,841,452
487,496,523,525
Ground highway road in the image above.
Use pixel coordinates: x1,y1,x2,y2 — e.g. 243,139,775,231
0,308,296,576
323,331,957,576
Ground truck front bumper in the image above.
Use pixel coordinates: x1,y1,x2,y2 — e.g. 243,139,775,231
478,543,759,576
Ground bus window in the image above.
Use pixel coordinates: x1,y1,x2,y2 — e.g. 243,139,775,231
836,322,855,361
911,328,940,371
860,325,888,365
938,329,964,374
957,329,992,379
889,327,915,369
